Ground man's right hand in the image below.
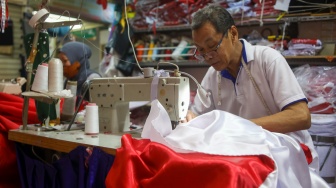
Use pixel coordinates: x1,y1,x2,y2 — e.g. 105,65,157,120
182,110,197,123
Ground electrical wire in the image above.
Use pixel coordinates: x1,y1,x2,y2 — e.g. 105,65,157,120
124,0,143,72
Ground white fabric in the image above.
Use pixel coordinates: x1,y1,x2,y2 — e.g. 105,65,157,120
191,39,319,173
142,100,329,188
309,114,336,187
309,114,336,137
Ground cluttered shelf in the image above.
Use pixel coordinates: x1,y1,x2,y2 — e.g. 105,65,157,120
132,13,336,33
132,9,336,68
138,55,336,68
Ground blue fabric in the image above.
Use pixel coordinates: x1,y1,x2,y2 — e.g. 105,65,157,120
15,144,115,188
15,144,58,188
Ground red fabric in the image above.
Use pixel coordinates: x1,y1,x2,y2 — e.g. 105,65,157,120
0,92,40,188
309,102,334,114
0,93,39,124
96,0,108,9
105,134,275,188
300,143,313,165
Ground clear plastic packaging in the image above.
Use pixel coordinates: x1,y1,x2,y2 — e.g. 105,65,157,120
293,64,336,114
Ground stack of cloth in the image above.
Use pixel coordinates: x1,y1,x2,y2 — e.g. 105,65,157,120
282,39,323,56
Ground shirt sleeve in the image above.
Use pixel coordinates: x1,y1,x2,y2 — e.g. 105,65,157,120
264,49,307,110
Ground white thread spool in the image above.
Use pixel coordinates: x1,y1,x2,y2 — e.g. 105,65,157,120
143,67,155,78
48,58,63,93
62,81,77,116
31,63,49,92
85,103,99,135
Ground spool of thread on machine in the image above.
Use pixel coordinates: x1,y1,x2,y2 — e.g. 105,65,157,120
61,81,77,116
48,58,63,93
85,103,99,135
31,63,49,92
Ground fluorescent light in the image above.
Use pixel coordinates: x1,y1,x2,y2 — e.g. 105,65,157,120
32,11,82,30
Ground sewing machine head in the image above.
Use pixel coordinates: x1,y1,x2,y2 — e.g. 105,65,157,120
89,76,190,133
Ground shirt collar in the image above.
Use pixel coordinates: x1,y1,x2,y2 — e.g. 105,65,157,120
220,39,248,79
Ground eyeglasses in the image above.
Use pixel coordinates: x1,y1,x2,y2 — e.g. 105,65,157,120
193,34,225,62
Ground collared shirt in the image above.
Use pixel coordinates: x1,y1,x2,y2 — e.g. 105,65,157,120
190,39,318,172
191,39,307,119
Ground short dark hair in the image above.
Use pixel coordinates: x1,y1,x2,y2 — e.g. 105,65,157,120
191,5,235,35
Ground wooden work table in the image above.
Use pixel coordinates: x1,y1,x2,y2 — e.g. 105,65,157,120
8,128,141,155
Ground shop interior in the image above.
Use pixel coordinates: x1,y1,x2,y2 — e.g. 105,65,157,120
0,0,335,187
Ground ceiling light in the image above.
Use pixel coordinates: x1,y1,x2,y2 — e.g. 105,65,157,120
32,11,82,30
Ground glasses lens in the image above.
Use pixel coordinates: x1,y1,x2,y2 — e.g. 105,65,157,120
193,49,204,61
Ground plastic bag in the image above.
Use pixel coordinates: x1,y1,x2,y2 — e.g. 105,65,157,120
293,64,336,114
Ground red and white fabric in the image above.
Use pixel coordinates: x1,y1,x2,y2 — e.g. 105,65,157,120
105,100,328,187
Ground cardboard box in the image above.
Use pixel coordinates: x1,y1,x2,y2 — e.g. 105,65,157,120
319,43,336,55
0,82,22,95
0,77,27,95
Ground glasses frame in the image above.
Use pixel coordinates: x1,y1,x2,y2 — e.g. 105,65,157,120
193,32,227,62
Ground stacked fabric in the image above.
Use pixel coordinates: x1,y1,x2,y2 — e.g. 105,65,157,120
309,114,336,187
293,65,336,187
282,39,323,56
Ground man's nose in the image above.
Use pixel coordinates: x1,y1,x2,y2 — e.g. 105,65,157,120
204,54,213,61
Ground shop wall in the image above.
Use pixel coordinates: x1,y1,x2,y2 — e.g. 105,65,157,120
0,3,25,80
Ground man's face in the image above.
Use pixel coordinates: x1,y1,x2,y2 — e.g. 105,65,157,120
192,22,232,71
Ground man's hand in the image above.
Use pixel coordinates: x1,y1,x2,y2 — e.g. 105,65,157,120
182,110,197,123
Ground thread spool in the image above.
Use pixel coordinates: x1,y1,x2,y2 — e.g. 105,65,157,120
31,63,49,92
136,43,144,62
61,81,77,116
172,39,188,60
85,103,99,135
48,58,63,93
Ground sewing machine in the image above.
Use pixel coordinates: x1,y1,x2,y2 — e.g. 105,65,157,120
89,76,190,133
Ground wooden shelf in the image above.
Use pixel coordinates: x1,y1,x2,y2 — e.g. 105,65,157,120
285,55,336,66
285,55,335,60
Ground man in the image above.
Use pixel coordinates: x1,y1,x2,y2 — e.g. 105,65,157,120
187,5,318,170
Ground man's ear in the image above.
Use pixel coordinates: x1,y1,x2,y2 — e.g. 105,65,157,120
229,25,238,41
